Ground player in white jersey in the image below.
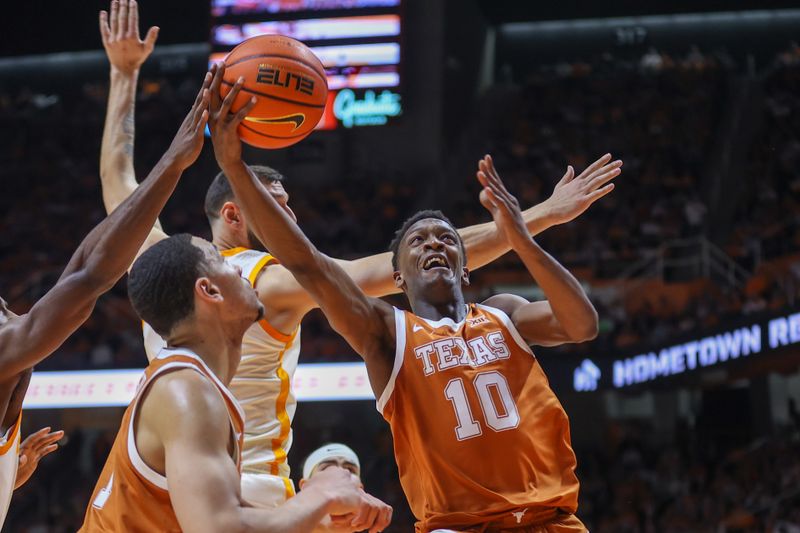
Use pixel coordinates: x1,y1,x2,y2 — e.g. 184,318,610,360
0,49,212,527
98,0,623,507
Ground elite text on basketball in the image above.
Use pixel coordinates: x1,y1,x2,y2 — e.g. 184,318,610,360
256,65,315,95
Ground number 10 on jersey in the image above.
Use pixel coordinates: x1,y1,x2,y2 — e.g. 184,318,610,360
444,370,520,440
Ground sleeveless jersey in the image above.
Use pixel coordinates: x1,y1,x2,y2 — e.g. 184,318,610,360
0,413,21,527
142,247,299,497
80,348,245,532
378,304,580,532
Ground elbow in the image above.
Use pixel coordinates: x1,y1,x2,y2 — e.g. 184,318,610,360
569,308,599,343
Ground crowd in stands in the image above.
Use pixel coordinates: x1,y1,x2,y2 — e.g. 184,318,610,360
2,44,800,367
580,421,800,532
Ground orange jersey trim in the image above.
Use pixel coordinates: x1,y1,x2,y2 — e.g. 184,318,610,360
269,328,298,476
0,413,21,456
220,247,248,257
258,318,293,343
247,254,278,287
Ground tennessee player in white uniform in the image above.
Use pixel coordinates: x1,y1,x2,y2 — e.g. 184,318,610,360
101,4,622,507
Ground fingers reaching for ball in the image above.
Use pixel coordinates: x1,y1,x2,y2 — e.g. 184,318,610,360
208,64,256,168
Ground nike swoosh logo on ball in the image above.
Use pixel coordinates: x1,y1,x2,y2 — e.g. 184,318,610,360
244,113,306,131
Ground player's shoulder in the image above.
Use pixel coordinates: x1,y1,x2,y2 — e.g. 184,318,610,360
480,293,529,318
140,368,229,436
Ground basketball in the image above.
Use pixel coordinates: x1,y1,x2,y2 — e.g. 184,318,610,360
220,34,328,149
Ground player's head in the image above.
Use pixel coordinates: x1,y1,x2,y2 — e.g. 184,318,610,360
298,443,361,490
204,165,297,251
389,210,469,301
128,234,264,341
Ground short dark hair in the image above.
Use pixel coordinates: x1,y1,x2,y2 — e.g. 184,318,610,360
128,234,207,337
204,165,285,222
388,209,466,270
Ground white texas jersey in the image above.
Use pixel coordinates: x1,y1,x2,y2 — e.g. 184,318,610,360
0,413,21,527
142,247,300,498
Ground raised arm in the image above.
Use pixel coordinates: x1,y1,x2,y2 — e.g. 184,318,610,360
99,0,157,212
477,156,605,346
147,370,390,533
98,0,167,251
256,154,620,331
208,67,397,393
0,75,210,380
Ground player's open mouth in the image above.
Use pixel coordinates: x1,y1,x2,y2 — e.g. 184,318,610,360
421,255,449,271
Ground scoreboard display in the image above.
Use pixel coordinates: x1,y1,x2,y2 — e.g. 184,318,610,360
210,0,403,130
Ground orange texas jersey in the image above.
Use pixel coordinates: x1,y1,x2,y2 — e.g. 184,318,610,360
377,303,580,532
80,348,245,533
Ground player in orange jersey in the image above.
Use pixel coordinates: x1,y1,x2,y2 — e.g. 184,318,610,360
210,66,614,532
80,235,392,533
0,58,212,529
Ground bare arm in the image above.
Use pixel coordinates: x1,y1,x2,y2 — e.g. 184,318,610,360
98,0,167,251
0,77,210,380
478,156,605,346
209,68,396,394
146,371,389,533
258,156,621,331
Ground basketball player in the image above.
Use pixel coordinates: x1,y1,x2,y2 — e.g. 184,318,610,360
80,235,392,533
0,62,212,527
300,443,361,484
98,0,621,508
211,72,611,532
300,443,363,533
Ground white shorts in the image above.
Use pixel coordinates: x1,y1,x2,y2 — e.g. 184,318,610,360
241,472,296,509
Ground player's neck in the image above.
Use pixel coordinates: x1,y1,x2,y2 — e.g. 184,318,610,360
212,234,247,253
166,321,242,385
408,295,467,323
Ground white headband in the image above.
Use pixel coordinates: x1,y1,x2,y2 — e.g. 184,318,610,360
302,443,360,480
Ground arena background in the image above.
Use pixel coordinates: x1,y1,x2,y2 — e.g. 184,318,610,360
1,0,800,530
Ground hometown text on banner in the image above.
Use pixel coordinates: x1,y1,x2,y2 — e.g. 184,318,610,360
573,309,800,392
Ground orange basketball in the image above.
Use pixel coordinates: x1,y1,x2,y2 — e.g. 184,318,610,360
221,34,328,149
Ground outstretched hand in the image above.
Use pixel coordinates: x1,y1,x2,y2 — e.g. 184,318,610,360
208,63,258,169
539,153,622,226
99,0,159,75
477,155,531,247
305,466,393,533
163,71,212,170
15,427,64,489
